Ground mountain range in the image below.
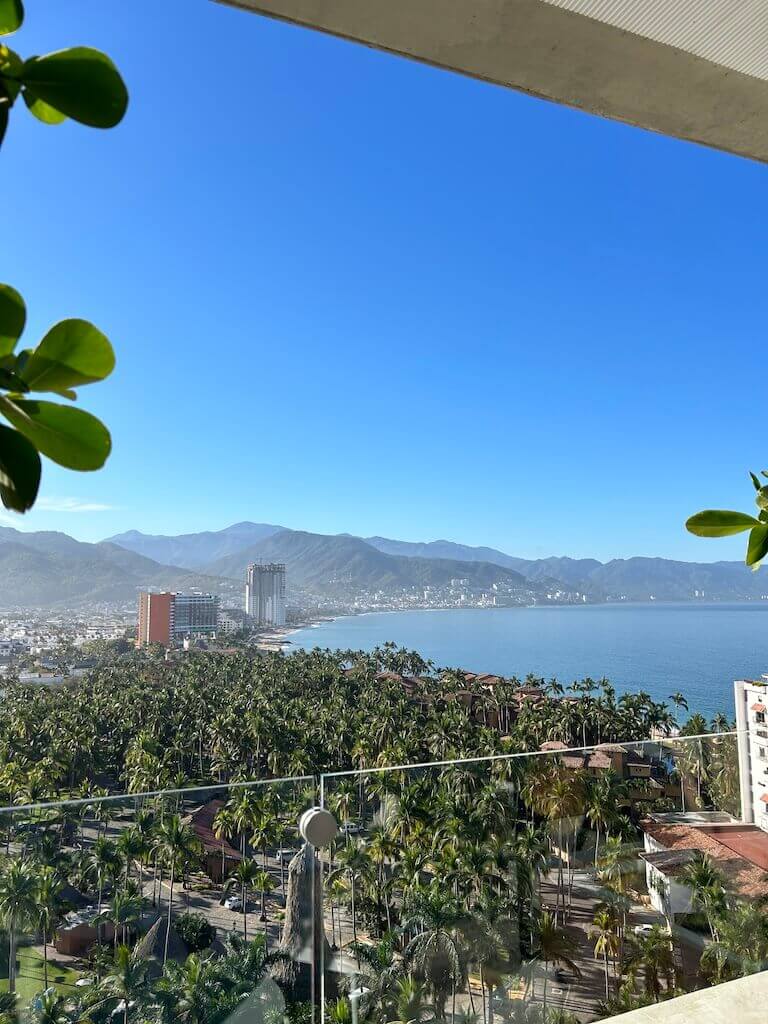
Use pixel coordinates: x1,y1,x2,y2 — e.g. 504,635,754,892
107,525,768,604
0,527,237,610
0,521,764,611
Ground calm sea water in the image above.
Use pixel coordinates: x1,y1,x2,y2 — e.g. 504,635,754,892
289,603,768,720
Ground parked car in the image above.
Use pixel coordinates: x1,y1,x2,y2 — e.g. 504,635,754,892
633,923,657,936
340,822,363,835
223,894,243,911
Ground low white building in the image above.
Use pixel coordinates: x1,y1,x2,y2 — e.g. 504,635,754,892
734,676,768,831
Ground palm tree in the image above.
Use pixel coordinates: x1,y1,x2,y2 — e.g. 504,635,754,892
116,828,145,889
28,989,74,1024
623,926,675,1000
699,901,768,982
35,865,65,988
226,859,259,941
0,859,39,993
541,772,584,921
157,953,219,1024
88,836,123,946
98,889,143,949
387,977,434,1024
348,931,404,1022
328,842,372,950
590,908,619,1000
214,931,291,1000
585,774,625,869
153,815,200,963
90,943,153,1024
668,693,688,715
402,884,467,1021
254,868,275,947
531,912,580,1016
679,851,727,940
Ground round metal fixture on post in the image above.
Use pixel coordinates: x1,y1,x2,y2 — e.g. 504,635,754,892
298,807,338,848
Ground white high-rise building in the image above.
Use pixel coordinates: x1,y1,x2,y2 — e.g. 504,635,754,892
245,563,286,626
734,676,768,831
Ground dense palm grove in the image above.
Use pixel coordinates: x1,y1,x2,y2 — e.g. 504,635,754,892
0,644,760,1024
0,645,696,795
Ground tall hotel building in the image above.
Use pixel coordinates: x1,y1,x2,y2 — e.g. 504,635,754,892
245,563,286,627
735,675,768,831
137,592,219,647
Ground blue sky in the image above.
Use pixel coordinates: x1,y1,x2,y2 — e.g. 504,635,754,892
3,1,766,561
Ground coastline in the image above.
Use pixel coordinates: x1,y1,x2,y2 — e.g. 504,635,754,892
253,616,337,651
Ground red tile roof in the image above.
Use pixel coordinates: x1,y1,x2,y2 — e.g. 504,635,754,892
751,703,766,712
189,800,242,860
642,820,768,900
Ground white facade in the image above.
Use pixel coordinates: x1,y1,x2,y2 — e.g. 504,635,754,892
734,676,768,831
642,833,694,918
245,563,286,627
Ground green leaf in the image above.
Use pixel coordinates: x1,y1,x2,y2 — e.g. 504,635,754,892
21,47,127,128
750,472,762,491
0,42,22,77
22,87,67,124
0,283,25,356
0,0,23,35
747,525,768,569
685,510,761,537
0,395,111,470
0,423,40,512
18,318,115,392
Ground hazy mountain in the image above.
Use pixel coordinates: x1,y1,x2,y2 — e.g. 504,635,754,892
365,536,525,571
365,535,768,601
106,522,283,569
101,522,768,603
204,529,532,594
0,528,235,609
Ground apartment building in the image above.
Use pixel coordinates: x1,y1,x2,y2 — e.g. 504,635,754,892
734,676,768,831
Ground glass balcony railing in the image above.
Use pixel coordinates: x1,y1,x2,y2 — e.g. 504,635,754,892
0,732,763,1024
317,732,754,1024
0,776,318,1023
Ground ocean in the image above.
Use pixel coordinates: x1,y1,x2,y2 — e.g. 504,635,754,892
288,602,768,720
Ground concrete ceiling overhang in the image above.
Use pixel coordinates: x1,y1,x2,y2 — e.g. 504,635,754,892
216,0,768,163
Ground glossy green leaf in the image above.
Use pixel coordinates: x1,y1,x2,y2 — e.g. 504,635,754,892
750,472,762,491
21,47,127,128
747,525,768,568
22,86,67,124
0,43,22,76
0,395,111,470
0,422,40,512
685,510,761,537
0,0,23,35
0,283,25,356
19,318,115,392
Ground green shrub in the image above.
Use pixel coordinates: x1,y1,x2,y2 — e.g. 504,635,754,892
176,912,215,952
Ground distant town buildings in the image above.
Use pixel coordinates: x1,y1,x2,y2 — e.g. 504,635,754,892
734,675,768,831
245,563,286,626
137,591,219,647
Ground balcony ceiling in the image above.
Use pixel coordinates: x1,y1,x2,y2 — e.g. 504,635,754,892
217,0,768,163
